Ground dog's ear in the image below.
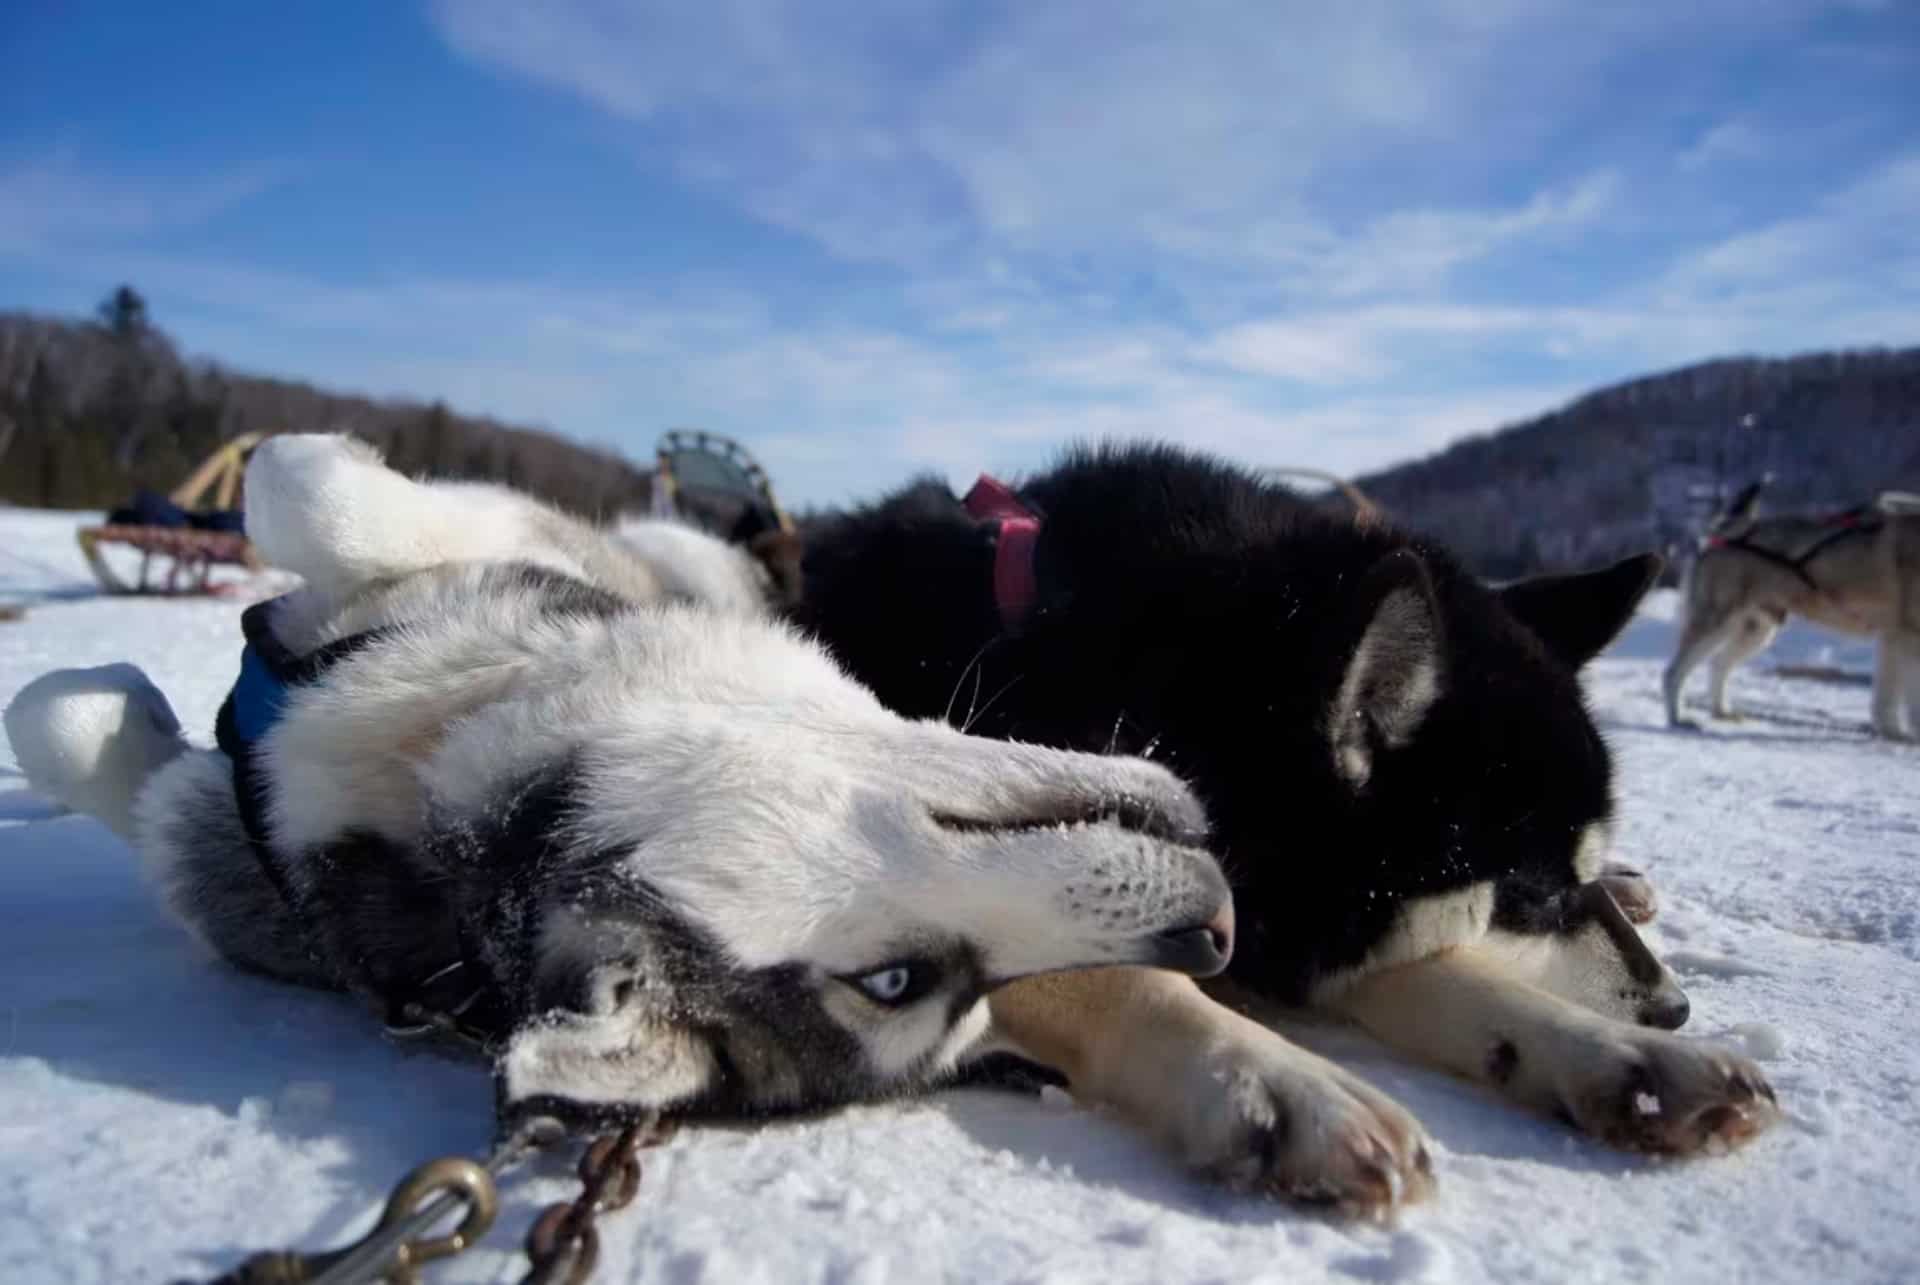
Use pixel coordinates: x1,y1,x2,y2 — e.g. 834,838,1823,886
498,1005,717,1128
1722,479,1766,526
1328,549,1445,790
497,935,719,1128
435,773,723,1127
1498,552,1662,671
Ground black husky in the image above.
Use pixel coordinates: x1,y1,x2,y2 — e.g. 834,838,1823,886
794,442,1778,1206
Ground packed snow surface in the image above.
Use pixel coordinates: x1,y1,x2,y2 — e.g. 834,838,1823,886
2,506,1916,1284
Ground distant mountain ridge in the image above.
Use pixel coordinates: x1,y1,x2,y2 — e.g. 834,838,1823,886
7,293,1915,578
1353,348,1920,579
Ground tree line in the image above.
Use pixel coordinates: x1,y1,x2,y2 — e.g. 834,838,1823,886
0,288,654,518
7,289,1914,581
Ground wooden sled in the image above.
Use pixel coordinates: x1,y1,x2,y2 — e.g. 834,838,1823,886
77,432,269,596
1266,467,1385,524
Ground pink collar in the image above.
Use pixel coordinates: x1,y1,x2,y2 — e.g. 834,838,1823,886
962,475,1040,632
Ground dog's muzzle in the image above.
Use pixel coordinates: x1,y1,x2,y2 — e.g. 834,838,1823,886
1579,881,1690,1030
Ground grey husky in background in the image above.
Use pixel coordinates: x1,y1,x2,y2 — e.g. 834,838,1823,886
1665,482,1920,738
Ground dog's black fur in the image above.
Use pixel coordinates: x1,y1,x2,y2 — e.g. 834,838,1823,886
794,442,1660,1003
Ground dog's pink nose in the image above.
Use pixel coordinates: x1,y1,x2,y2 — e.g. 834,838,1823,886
1206,902,1236,962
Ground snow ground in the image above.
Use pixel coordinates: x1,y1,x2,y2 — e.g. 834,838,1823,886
2,505,1917,1285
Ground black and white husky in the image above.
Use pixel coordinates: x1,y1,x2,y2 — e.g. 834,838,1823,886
5,435,1238,1127
793,443,1782,1211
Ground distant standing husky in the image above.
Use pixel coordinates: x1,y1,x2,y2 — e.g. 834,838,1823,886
6,435,1236,1128
1664,482,1920,739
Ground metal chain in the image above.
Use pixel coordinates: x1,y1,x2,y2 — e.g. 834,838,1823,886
207,1114,673,1285
520,1114,677,1285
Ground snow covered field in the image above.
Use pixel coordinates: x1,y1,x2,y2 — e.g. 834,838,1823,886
3,505,1917,1284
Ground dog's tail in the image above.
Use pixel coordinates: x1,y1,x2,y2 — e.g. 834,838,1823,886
5,664,189,840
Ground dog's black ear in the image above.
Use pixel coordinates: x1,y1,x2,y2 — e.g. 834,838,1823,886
1328,549,1446,790
1498,552,1662,670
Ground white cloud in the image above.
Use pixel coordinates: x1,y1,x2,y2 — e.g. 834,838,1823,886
0,158,277,254
1665,152,1920,293
425,0,1836,282
1677,121,1766,171
6,5,1911,507
1199,320,1396,385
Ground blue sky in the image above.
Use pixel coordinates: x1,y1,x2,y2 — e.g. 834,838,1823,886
3,1,1916,503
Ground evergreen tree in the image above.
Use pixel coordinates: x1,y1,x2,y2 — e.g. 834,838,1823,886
95,285,150,341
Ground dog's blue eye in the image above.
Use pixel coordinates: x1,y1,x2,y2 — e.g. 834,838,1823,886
854,964,921,1005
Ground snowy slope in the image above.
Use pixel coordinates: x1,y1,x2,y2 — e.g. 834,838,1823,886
3,508,1917,1285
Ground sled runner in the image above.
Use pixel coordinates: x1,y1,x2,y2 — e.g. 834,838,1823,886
77,432,268,595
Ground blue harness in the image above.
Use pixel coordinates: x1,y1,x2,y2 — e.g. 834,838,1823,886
214,600,390,957
228,639,293,744
212,599,504,1046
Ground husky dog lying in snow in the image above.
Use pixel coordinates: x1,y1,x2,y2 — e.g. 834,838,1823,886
1664,482,1920,740
6,435,1238,1126
793,443,1783,1212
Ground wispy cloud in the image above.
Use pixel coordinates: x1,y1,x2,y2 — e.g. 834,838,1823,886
425,0,1848,280
1677,121,1765,172
3,3,1913,505
1664,152,1920,293
0,156,279,254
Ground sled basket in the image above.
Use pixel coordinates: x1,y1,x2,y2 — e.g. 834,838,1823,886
651,429,792,542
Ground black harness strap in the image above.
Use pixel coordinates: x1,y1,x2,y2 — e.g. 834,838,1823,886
1707,509,1882,590
211,599,521,1052
215,601,391,928
214,600,423,1002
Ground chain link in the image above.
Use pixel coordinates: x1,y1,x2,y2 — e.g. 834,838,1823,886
207,1113,676,1285
520,1115,677,1285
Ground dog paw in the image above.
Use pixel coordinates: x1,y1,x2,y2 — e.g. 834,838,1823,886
1174,1033,1433,1217
1557,1031,1779,1155
1597,864,1658,925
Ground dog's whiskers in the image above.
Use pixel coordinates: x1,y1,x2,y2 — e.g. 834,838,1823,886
944,637,999,728
963,673,1026,735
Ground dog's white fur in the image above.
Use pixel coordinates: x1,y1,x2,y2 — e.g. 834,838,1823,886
8,434,1232,1123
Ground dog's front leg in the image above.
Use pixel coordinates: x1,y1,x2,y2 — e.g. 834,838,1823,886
1330,947,1779,1154
986,967,1432,1214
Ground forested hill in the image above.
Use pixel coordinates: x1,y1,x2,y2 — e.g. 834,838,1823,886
0,290,653,518
1353,348,1920,580
8,292,1916,572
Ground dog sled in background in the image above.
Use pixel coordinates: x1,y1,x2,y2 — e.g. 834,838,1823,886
76,432,268,595
645,428,805,606
1664,480,1920,740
